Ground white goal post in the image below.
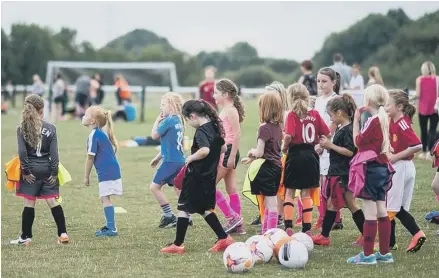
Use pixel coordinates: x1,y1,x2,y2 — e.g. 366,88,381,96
45,61,180,90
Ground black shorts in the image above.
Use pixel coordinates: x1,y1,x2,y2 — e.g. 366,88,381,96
16,164,59,200
250,160,281,196
358,162,394,202
75,94,88,107
53,95,64,104
284,144,320,190
177,166,216,214
222,144,240,169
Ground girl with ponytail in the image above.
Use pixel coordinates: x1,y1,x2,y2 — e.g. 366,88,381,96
161,99,235,254
212,78,246,234
312,93,366,247
82,106,122,237
11,94,69,246
384,89,426,253
347,84,395,265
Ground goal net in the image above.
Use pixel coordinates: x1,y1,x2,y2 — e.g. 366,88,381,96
45,61,180,121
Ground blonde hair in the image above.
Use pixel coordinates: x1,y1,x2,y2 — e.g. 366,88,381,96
258,91,284,124
364,84,390,154
368,66,384,86
287,83,310,118
421,61,436,76
162,92,185,131
87,106,119,153
265,81,288,111
20,94,44,149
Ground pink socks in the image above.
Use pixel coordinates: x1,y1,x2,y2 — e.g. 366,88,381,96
216,190,235,218
229,193,241,216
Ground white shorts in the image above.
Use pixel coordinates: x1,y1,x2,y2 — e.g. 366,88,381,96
387,160,416,212
319,154,330,176
99,179,123,197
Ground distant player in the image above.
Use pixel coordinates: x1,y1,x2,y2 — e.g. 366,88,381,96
199,66,217,109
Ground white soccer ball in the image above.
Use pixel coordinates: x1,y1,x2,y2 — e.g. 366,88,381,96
291,232,314,255
263,228,288,247
223,242,255,273
245,235,274,264
278,240,309,269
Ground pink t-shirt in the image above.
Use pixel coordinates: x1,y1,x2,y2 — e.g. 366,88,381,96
419,76,438,115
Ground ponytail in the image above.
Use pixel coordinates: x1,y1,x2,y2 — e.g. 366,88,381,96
327,93,357,122
334,72,341,94
233,95,245,123
388,89,417,122
105,110,119,153
20,94,44,149
202,101,225,138
377,106,390,154
342,93,357,121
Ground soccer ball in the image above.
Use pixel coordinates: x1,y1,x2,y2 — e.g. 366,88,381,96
273,236,292,260
245,235,273,264
291,232,314,255
263,228,288,247
223,242,255,273
278,240,309,269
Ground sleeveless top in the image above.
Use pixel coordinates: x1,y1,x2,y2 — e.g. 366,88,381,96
220,109,235,145
419,76,438,115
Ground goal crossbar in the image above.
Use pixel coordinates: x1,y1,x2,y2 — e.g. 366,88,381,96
45,61,179,89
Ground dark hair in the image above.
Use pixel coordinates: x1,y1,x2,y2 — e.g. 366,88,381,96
301,60,313,71
327,93,357,122
182,100,225,137
318,67,341,94
352,63,360,69
215,78,245,123
56,73,63,80
333,53,343,63
388,89,416,122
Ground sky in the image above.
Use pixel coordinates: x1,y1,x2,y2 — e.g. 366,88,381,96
2,1,439,61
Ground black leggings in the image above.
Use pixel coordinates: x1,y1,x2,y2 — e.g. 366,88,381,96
419,113,439,152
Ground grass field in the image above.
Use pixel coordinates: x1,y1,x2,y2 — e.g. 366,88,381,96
1,95,439,278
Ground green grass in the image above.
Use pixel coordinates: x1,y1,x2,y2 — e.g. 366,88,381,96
2,96,439,278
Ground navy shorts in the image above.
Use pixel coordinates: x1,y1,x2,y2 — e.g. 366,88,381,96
153,161,185,186
360,162,394,202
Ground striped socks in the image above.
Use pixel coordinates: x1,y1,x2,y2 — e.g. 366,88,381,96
161,203,173,217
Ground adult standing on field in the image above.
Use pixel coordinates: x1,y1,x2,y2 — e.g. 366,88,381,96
330,53,351,91
413,61,439,161
199,66,217,109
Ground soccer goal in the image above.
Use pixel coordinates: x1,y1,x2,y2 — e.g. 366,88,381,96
45,61,180,122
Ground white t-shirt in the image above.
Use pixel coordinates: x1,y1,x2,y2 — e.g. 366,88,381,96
349,74,364,91
315,92,338,158
52,79,65,99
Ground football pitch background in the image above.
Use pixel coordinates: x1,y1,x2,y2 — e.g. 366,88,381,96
2,95,438,278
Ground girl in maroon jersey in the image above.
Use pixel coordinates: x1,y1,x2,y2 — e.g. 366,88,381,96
347,84,394,265
282,83,331,236
385,89,426,253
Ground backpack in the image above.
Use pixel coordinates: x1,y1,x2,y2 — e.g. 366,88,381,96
303,74,317,96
